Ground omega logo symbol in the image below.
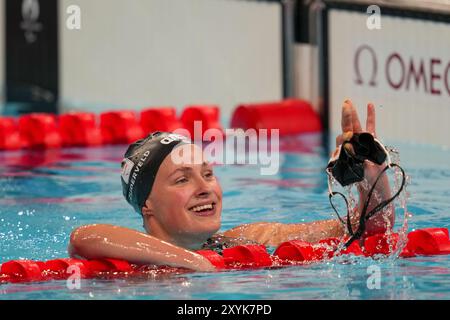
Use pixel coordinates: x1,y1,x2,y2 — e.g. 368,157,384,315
354,45,378,87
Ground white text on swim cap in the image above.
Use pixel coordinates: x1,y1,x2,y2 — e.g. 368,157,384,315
121,158,135,184
127,150,150,202
160,133,190,145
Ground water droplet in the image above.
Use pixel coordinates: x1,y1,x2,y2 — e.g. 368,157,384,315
18,211,23,216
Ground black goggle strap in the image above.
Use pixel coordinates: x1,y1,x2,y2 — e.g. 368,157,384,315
343,162,406,249
361,163,406,224
327,139,405,249
326,168,356,237
328,190,354,237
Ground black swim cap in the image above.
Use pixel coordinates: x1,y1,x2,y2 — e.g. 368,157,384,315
121,131,192,214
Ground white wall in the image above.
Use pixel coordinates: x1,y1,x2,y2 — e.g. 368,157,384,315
60,0,283,119
294,43,319,113
294,44,313,106
327,10,450,148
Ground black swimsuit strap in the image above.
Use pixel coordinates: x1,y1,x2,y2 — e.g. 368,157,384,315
202,234,260,254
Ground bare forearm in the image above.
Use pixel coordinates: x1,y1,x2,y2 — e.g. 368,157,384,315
357,163,394,236
68,224,215,272
224,219,345,247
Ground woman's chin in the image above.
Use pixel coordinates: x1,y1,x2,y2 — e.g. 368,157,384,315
193,223,221,240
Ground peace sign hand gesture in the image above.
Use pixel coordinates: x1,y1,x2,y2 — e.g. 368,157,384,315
334,99,376,157
333,99,394,236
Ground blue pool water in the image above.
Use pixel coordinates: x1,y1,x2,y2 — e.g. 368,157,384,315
0,133,449,299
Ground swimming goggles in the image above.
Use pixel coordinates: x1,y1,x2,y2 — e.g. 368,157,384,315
326,133,406,248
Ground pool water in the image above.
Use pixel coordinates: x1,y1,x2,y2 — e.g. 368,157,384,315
1,133,449,299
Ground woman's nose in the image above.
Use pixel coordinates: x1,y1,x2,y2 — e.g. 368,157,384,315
194,176,211,197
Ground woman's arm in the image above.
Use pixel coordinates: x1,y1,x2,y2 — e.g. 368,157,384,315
338,101,394,236
224,101,394,247
223,219,346,247
68,224,215,272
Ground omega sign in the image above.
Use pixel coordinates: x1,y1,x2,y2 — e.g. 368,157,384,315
354,44,450,97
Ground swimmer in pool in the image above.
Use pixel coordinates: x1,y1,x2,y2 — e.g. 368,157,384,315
69,100,394,272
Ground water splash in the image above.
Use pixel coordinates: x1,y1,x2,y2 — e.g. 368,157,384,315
387,146,411,261
327,145,411,261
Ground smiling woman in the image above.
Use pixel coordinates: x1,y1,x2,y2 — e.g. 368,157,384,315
69,103,395,271
140,143,223,250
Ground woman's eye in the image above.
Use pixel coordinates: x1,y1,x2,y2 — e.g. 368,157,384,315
204,171,214,178
175,177,188,184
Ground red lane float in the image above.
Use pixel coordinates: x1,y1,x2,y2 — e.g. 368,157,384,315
0,99,324,151
362,228,450,258
180,105,223,139
363,233,400,257
2,228,449,284
140,107,183,134
0,272,11,283
230,99,322,136
59,112,102,147
273,228,450,264
271,237,364,264
405,228,450,255
85,258,133,273
42,259,90,279
222,245,273,268
0,117,24,150
18,114,62,149
196,250,226,269
1,260,42,283
100,111,144,144
0,258,136,283
273,240,320,263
